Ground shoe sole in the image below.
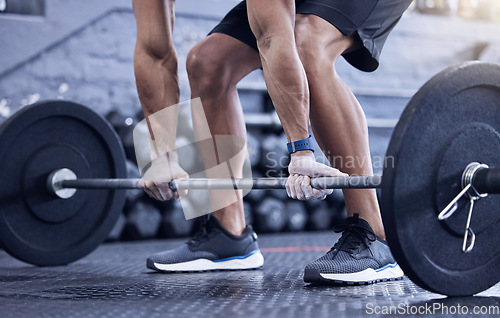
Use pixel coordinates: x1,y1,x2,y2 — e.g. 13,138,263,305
304,263,404,285
147,250,264,272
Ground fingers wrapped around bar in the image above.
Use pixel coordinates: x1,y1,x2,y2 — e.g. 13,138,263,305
286,152,348,200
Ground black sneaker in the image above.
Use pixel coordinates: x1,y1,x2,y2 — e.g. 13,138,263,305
304,214,403,284
147,215,264,272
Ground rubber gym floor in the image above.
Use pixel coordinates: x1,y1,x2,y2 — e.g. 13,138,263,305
1,232,499,318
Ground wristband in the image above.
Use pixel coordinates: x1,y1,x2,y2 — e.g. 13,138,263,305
286,135,315,154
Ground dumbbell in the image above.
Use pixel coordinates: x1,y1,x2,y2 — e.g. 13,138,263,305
253,196,287,233
106,213,126,242
105,111,137,163
119,123,137,163
285,201,308,232
246,130,262,168
157,200,195,238
306,200,334,231
122,199,162,240
327,189,347,225
260,133,289,176
243,201,254,226
105,110,134,136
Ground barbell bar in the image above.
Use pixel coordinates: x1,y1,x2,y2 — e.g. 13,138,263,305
48,167,499,195
49,169,383,195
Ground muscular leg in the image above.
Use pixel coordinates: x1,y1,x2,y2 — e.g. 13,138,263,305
295,15,385,238
187,34,261,236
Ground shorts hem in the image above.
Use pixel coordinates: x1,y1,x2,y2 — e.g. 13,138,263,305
209,23,258,51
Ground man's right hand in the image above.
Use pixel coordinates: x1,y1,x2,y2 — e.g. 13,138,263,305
286,151,348,200
139,153,189,201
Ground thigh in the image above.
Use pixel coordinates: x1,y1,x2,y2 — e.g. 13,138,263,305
295,14,361,60
132,0,175,54
246,0,296,41
296,0,412,72
189,33,261,84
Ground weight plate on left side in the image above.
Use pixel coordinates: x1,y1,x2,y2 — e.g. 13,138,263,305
382,62,500,296
0,100,127,266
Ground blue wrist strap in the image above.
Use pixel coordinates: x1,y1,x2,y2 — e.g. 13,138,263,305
287,135,314,154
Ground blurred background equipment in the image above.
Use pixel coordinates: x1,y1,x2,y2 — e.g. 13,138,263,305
243,201,254,226
285,201,308,232
254,197,288,233
416,0,454,15
122,200,162,241
306,200,335,231
0,0,44,16
106,213,126,242
124,159,144,207
158,200,195,238
414,0,500,21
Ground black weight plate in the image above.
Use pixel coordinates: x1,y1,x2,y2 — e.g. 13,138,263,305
382,62,500,296
0,100,127,266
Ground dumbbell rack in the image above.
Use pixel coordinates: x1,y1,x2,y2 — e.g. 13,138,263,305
104,86,403,241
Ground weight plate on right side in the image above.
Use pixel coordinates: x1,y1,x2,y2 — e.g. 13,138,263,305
382,62,500,296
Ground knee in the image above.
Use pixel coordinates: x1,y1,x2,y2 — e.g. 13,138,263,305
296,28,329,74
295,16,343,74
186,42,233,95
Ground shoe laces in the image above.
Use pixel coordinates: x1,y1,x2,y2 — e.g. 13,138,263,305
188,215,217,246
331,222,377,254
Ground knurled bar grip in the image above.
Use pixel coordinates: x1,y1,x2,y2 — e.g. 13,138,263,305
60,175,383,191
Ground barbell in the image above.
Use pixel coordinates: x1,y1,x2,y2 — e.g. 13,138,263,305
48,169,496,193
0,61,499,297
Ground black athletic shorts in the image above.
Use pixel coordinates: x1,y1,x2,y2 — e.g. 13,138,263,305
209,0,413,72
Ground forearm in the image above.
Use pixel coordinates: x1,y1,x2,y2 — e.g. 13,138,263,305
259,38,310,142
133,0,179,157
247,0,310,144
134,50,179,116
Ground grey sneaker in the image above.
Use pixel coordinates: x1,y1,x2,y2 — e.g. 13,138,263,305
304,214,404,284
147,216,264,272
